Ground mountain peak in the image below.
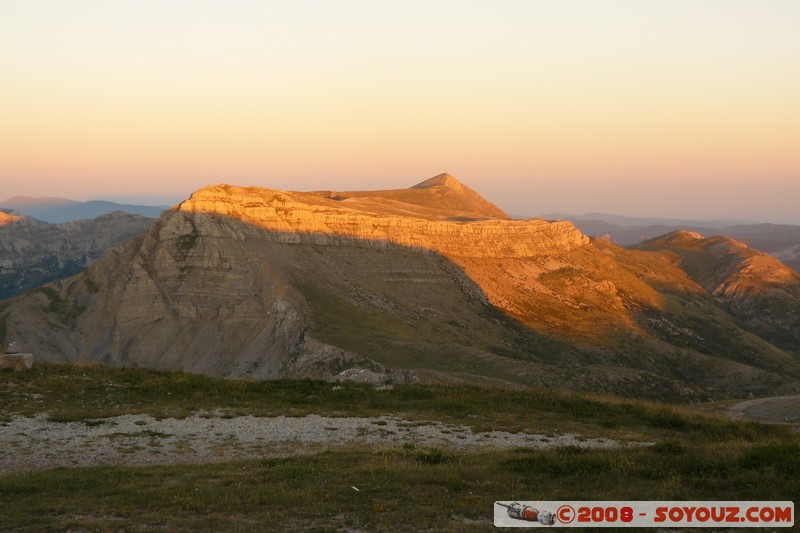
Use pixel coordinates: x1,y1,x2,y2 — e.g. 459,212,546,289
670,229,705,241
642,229,705,247
410,173,463,191
298,174,510,220
401,173,508,219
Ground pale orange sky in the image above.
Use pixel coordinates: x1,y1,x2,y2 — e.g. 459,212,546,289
1,1,799,222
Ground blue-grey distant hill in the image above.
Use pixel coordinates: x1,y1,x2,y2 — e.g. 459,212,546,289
538,212,752,229
0,196,168,223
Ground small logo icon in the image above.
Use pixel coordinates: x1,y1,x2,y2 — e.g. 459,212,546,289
496,502,556,525
557,504,576,524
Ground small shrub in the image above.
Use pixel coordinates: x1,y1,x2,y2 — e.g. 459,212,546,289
647,409,689,430
739,443,800,476
84,277,100,294
413,448,452,465
176,234,198,253
649,440,686,455
395,386,435,401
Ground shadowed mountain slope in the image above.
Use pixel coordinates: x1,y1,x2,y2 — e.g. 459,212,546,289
1,176,798,401
0,212,156,300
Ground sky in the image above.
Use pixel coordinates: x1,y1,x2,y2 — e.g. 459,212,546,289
1,0,799,222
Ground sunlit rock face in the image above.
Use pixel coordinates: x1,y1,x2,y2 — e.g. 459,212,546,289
177,182,588,258
0,212,23,227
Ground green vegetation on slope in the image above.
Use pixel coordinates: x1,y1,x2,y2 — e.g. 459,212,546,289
0,363,768,439
292,276,596,390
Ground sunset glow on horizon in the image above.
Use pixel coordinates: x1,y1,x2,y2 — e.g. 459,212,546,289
1,1,799,222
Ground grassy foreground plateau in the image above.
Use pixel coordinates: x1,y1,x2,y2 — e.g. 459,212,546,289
1,364,797,531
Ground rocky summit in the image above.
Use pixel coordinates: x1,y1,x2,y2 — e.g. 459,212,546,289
1,175,799,401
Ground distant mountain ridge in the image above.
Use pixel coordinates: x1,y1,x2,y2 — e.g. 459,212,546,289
542,213,800,272
2,174,799,401
541,212,752,228
0,196,168,223
0,212,155,300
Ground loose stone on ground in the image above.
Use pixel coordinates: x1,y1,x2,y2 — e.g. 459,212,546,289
1,413,623,473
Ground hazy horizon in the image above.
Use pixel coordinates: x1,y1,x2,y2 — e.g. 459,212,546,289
2,177,796,226
2,1,798,223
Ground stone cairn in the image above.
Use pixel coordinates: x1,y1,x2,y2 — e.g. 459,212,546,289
1,342,34,371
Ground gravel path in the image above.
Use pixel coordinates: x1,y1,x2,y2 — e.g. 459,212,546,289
728,395,800,424
1,413,621,473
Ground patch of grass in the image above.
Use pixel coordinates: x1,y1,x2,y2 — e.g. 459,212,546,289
83,277,100,294
738,443,800,476
1,441,797,532
1,364,795,450
36,286,62,312
649,440,686,455
291,278,574,385
35,286,86,329
107,430,171,440
176,233,198,253
292,280,451,366
396,444,456,465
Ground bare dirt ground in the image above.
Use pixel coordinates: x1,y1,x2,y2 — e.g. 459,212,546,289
1,413,623,473
727,395,800,424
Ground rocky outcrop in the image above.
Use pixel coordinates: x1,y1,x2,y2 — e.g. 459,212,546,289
0,212,155,300
0,212,23,226
1,342,33,371
639,231,800,349
0,353,33,371
773,243,800,272
641,231,800,300
178,184,588,258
